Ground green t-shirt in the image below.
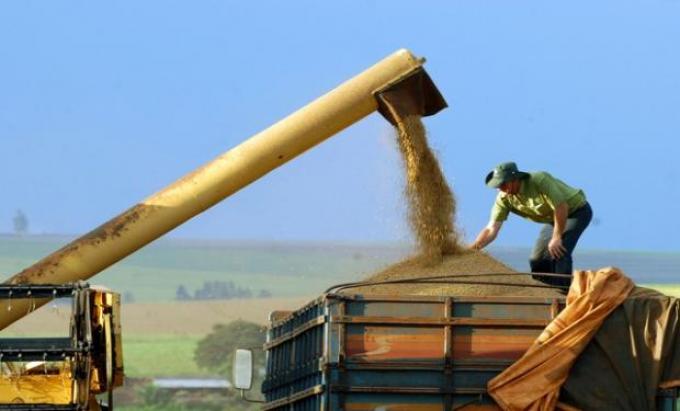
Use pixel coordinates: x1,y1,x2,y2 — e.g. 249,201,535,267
490,172,587,224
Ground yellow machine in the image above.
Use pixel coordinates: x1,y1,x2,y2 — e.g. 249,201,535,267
0,49,446,409
0,284,123,410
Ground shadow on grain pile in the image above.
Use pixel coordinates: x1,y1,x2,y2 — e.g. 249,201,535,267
346,112,561,298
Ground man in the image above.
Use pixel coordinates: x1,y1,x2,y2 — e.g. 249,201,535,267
470,162,592,287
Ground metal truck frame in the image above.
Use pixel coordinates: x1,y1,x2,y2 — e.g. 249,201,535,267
235,277,680,410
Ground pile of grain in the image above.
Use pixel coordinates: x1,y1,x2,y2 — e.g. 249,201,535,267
352,250,562,297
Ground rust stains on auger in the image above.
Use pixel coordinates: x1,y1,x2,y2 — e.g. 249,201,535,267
8,204,153,285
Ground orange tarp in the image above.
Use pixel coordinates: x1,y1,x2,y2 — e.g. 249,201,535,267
487,267,634,411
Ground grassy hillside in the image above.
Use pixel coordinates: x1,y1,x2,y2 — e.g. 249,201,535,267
647,284,680,297
0,236,406,301
123,335,205,377
2,236,679,303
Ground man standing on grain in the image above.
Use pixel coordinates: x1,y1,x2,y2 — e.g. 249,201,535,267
470,162,592,287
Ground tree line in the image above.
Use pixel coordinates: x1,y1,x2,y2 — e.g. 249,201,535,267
176,281,272,301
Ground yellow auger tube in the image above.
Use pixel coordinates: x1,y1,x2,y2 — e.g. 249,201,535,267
0,49,430,329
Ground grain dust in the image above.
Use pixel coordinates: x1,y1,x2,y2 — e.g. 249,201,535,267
394,115,460,262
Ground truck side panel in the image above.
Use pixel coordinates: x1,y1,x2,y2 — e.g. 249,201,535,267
262,294,561,410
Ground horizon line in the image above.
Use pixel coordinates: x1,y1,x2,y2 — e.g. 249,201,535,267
0,232,678,256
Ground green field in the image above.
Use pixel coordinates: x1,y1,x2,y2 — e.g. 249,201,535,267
2,236,678,303
644,284,680,297
123,335,206,377
0,236,405,301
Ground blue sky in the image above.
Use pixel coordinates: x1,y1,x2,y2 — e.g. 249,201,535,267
1,1,679,251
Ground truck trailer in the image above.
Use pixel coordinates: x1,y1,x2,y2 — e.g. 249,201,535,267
234,277,680,410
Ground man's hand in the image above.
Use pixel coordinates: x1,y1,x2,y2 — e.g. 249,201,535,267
468,242,482,251
549,202,568,259
470,221,503,252
548,236,567,259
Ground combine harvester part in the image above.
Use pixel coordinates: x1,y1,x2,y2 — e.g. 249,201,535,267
0,284,123,410
1,48,446,330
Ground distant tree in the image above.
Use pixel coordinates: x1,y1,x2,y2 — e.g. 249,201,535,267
13,209,28,236
237,286,252,299
257,289,272,298
194,320,266,376
192,281,257,300
176,285,191,301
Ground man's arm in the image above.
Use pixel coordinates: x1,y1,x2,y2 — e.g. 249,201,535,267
470,221,503,250
548,202,568,259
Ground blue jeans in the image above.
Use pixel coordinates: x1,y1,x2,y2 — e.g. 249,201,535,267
530,202,593,287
